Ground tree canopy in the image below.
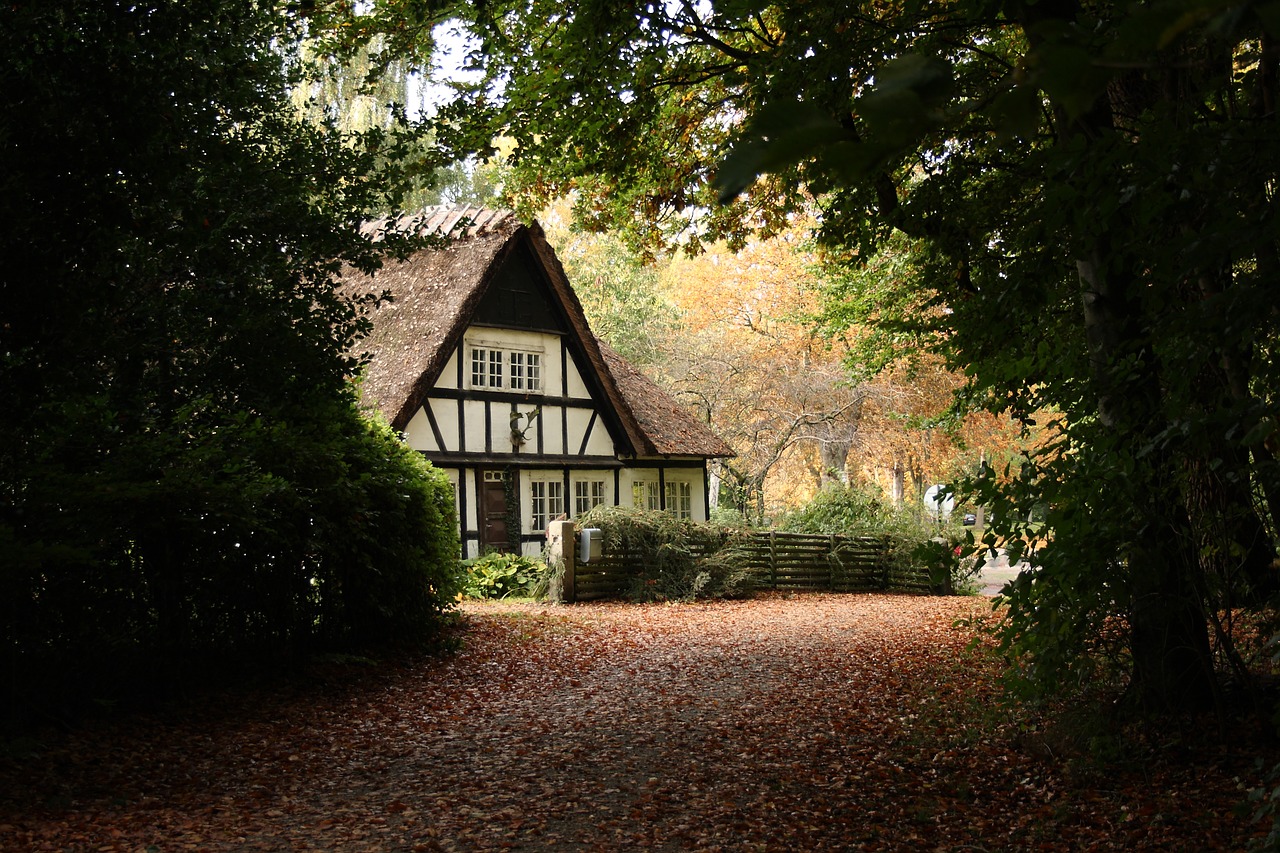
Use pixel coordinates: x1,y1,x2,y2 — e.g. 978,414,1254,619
329,0,1280,712
1,0,460,713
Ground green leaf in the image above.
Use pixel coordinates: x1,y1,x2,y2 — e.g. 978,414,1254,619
985,85,1043,141
1027,41,1112,121
1241,419,1278,447
716,101,848,202
856,54,954,145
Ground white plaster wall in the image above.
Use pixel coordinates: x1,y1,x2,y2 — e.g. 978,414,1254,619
456,468,474,531
564,351,591,399
466,327,554,351
460,399,489,453
528,405,560,455
432,398,459,452
436,349,460,390
402,406,435,452
576,409,616,456
617,468,636,509
452,467,477,560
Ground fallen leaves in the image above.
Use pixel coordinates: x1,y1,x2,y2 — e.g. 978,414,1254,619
0,593,1270,851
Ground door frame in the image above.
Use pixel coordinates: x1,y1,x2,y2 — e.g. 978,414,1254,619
478,468,515,553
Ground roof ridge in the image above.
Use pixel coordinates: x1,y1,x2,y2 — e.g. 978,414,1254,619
363,205,519,241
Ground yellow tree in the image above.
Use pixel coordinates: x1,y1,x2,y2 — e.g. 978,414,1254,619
659,230,879,521
543,204,1024,522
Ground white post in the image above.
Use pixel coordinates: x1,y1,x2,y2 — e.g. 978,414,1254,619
546,519,576,604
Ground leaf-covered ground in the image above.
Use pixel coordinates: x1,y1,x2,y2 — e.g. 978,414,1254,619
1,593,1271,851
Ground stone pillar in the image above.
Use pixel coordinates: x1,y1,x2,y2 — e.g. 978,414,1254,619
546,519,576,604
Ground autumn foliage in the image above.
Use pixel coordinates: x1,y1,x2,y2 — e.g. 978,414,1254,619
551,216,1026,522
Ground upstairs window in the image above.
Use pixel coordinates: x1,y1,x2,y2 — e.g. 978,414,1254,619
469,345,542,393
509,351,542,391
470,347,503,389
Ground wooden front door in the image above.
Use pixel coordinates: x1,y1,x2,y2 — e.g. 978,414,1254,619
479,471,512,552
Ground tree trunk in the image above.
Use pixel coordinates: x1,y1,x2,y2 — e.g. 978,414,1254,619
1127,512,1216,712
1009,0,1221,711
818,436,853,489
1077,242,1218,711
891,460,905,507
1184,447,1278,603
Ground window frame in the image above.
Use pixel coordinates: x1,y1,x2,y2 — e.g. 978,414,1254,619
665,480,694,520
574,479,608,516
509,350,542,392
530,477,564,531
467,343,544,393
632,479,661,512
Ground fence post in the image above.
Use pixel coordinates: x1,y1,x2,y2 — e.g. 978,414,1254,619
881,535,892,590
769,529,777,588
546,519,577,604
829,534,837,591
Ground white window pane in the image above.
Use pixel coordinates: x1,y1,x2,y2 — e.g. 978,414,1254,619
666,481,693,519
488,349,503,388
531,481,547,529
527,353,542,391
510,351,525,390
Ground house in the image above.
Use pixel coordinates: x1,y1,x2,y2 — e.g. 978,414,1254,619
346,206,733,558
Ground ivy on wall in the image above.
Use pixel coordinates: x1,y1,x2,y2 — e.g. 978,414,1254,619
503,466,522,553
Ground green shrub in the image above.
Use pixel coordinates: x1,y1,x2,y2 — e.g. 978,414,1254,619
778,483,891,534
709,503,760,528
307,411,462,647
2,400,462,718
577,505,755,602
461,552,549,600
778,484,979,594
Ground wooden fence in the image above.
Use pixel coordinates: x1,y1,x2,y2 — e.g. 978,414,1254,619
556,527,937,603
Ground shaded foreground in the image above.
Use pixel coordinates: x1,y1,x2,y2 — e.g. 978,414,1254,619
0,594,1269,851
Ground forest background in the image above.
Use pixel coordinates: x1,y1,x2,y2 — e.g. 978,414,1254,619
7,0,1280,772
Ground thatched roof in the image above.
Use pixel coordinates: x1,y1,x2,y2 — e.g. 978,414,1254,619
345,205,732,460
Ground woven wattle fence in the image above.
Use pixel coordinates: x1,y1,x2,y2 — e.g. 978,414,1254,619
562,529,934,602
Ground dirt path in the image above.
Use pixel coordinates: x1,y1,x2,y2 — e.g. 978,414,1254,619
0,594,1265,851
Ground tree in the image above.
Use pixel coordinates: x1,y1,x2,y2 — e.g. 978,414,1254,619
291,26,506,212
1,0,459,712
336,0,1280,712
652,233,871,521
